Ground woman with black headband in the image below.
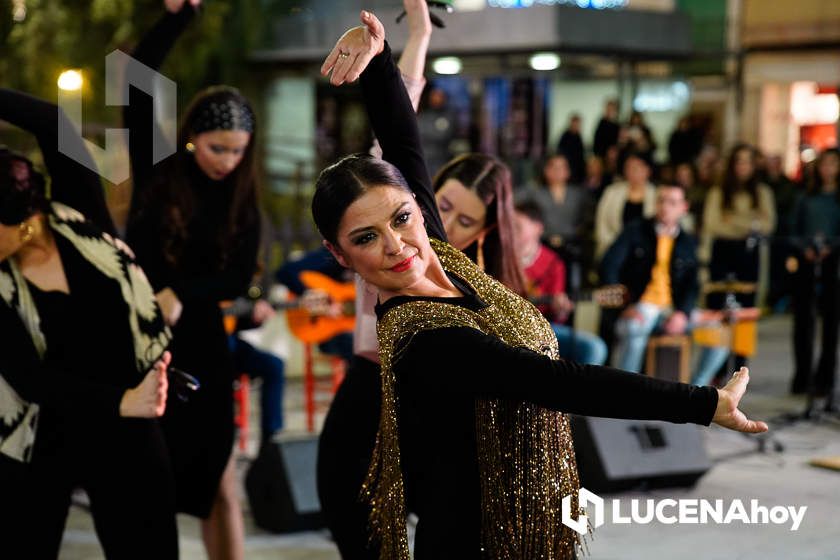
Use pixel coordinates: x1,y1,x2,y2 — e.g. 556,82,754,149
124,1,260,557
0,149,176,556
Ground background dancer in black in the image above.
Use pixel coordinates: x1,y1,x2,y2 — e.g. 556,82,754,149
0,132,175,558
125,1,260,557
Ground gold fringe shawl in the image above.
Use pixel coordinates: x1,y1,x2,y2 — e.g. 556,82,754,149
364,238,584,559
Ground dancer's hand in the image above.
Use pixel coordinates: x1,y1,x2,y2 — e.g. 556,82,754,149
404,0,433,39
121,351,170,418
164,0,200,13
156,287,183,326
321,11,385,86
712,368,769,433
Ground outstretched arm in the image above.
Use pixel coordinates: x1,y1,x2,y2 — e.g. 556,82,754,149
322,11,446,242
397,0,432,84
0,89,115,235
399,326,768,433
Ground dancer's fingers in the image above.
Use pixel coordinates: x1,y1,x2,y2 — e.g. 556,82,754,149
346,51,374,83
322,44,341,76
331,52,358,86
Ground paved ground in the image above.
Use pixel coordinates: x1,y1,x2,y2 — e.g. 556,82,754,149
59,315,840,559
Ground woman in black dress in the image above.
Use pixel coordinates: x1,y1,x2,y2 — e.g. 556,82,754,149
124,1,260,557
314,12,767,559
0,101,175,557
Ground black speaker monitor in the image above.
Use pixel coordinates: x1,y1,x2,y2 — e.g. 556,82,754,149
245,435,324,533
570,416,711,493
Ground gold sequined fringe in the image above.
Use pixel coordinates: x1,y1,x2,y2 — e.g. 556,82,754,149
366,238,587,559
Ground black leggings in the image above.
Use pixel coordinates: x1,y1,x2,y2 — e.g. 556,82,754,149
317,356,382,559
0,414,178,559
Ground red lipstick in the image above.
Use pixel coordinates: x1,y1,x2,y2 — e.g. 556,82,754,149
390,255,414,273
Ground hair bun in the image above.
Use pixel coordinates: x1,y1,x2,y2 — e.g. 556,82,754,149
0,152,47,225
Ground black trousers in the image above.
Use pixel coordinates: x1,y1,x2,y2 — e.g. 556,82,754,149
316,356,382,559
791,251,840,394
0,414,178,559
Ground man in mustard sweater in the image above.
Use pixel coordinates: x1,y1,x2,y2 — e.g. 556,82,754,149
602,184,730,384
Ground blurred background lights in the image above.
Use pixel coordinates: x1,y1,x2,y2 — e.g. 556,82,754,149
57,70,83,91
433,57,463,75
530,52,561,71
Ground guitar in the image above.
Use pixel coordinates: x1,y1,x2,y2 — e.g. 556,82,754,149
527,284,629,310
286,271,356,344
221,271,356,344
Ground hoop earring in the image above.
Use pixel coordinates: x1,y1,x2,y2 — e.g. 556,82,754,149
476,231,486,272
185,142,196,153
19,222,34,244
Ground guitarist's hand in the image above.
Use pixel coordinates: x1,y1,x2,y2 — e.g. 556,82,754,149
552,293,575,322
251,299,276,326
301,289,332,316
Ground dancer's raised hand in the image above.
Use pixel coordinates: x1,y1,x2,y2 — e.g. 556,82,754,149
321,10,385,86
164,0,200,13
404,0,433,39
712,367,769,433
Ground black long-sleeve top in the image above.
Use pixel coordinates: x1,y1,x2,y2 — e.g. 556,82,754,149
359,45,718,557
0,89,115,235
0,232,143,459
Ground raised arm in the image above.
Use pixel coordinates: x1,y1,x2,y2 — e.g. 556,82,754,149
125,1,196,219
0,89,115,235
322,11,446,242
368,0,430,158
398,326,767,433
397,0,432,86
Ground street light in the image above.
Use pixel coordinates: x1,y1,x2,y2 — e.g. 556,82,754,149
529,52,561,71
58,70,83,91
433,57,462,75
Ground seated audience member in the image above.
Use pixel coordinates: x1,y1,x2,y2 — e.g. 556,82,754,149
518,153,594,256
601,184,729,385
514,200,607,365
594,151,657,259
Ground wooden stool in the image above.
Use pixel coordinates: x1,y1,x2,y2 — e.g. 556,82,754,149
303,343,346,433
645,334,691,383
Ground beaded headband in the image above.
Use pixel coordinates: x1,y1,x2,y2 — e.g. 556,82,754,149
192,99,255,134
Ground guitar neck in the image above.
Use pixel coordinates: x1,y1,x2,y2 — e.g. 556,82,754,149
528,285,627,309
529,291,595,306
